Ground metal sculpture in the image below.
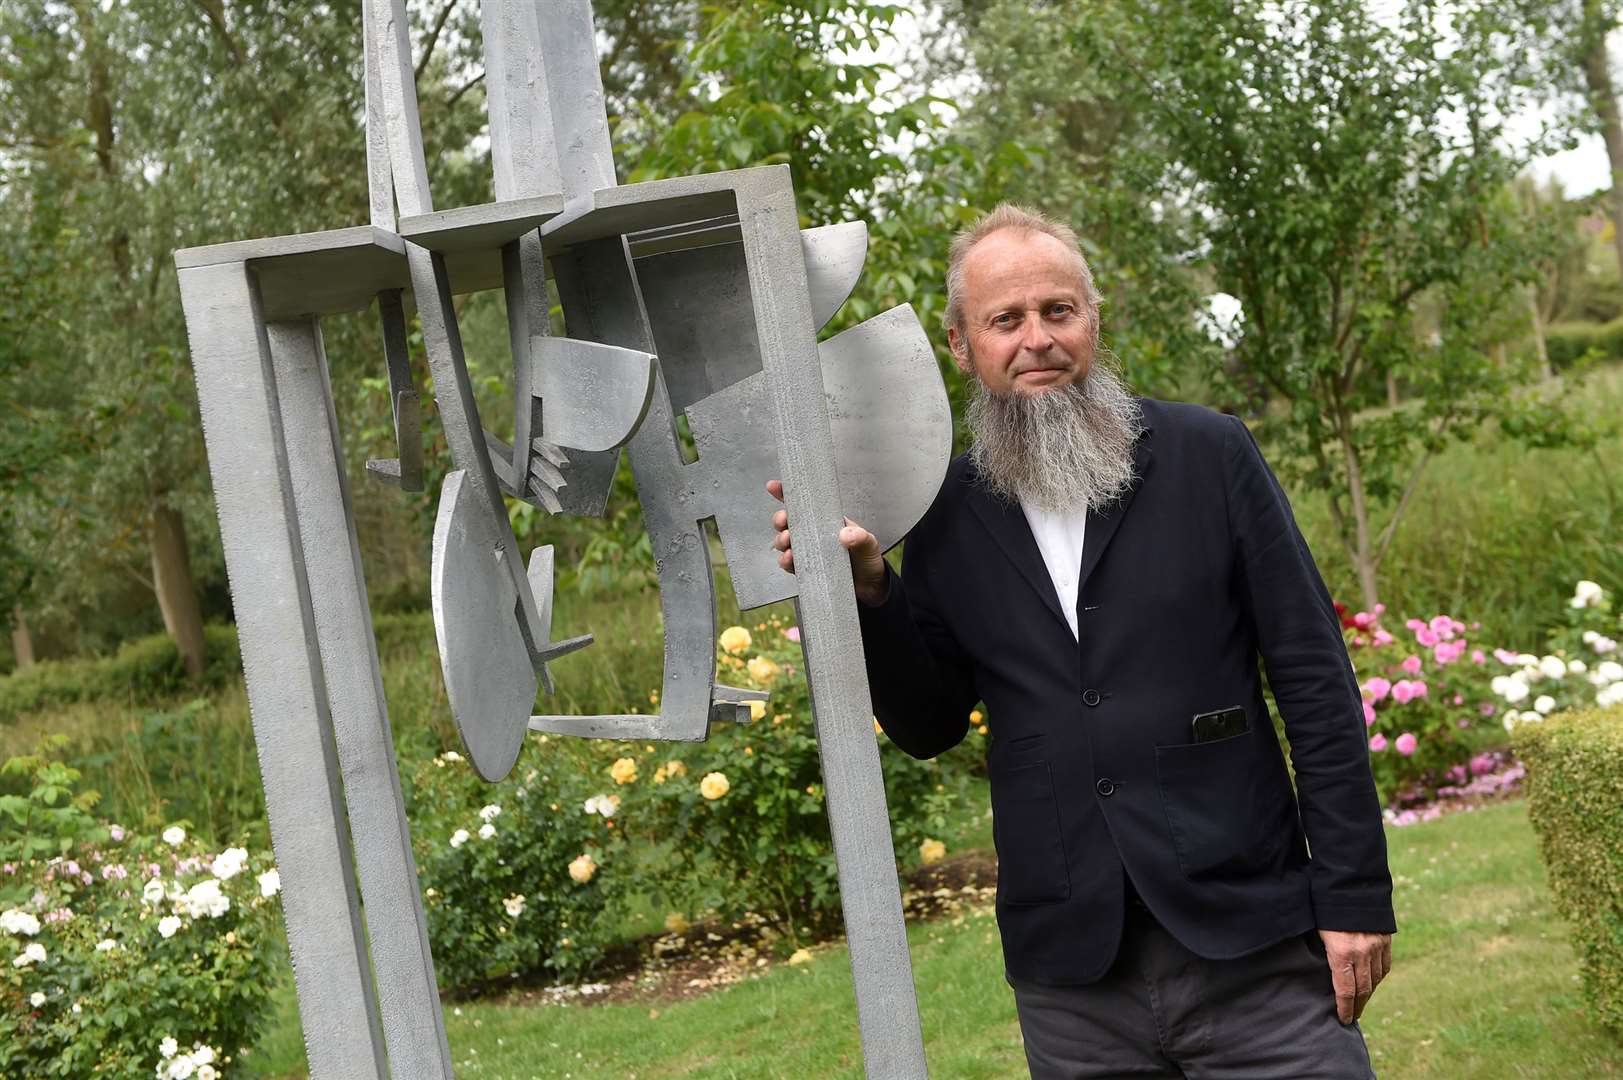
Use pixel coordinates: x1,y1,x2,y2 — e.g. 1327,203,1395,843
174,2,950,1077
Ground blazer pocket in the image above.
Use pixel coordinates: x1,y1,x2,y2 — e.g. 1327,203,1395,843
1155,731,1286,881
991,760,1071,904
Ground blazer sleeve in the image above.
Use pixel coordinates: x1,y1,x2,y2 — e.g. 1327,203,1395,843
1223,415,1397,934
855,526,978,760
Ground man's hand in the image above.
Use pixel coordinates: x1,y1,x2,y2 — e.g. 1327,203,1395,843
767,479,889,606
1319,930,1392,1024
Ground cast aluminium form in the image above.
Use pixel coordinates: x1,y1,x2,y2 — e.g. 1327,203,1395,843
173,1,950,1077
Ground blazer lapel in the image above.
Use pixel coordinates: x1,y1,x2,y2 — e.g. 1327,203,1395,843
965,472,1070,635
1076,422,1156,595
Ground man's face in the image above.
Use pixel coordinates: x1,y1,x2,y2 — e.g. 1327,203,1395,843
948,228,1097,397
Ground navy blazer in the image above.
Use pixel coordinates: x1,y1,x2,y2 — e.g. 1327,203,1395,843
857,397,1395,986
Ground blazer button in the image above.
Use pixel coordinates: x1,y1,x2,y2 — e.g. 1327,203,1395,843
1096,777,1116,797
1082,688,1102,707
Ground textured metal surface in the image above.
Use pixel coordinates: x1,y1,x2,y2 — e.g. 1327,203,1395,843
364,289,423,491
533,237,718,741
535,336,656,453
396,196,563,253
176,261,387,1080
174,227,405,321
537,0,617,204
432,468,538,782
267,317,453,1079
479,0,563,200
362,0,395,231
732,166,930,1079
365,0,432,217
800,221,868,330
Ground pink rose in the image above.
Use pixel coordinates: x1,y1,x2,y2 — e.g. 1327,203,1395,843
1494,648,1519,664
1469,753,1494,775
1394,732,1418,756
1406,619,1426,632
1479,701,1496,717
1471,650,1485,664
1401,655,1423,675
1391,681,1415,704
1353,611,1376,629
1452,693,1464,705
1362,677,1392,702
1415,628,1439,647
783,626,801,642
1429,615,1456,640
1410,680,1428,699
1374,604,1386,615
1363,701,1377,726
1373,629,1395,646
1369,733,1388,752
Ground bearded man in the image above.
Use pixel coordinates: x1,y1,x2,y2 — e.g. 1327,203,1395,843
769,204,1395,1078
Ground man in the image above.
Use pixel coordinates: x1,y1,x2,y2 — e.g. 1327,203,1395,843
768,204,1394,1078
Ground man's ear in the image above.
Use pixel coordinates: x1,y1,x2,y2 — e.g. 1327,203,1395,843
947,326,973,376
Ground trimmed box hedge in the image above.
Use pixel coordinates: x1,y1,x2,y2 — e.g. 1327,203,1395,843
1515,704,1623,1036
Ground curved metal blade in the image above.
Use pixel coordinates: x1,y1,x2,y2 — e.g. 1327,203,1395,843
431,469,537,782
801,221,868,331
534,336,656,452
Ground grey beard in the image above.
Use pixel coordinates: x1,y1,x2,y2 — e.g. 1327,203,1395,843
965,357,1143,514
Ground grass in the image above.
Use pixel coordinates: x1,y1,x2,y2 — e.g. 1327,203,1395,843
245,799,1620,1079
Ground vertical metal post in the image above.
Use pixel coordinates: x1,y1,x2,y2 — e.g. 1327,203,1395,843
734,167,931,1079
177,262,388,1080
267,318,454,1079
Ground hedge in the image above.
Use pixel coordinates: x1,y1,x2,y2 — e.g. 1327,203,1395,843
1515,704,1623,1036
1545,317,1623,371
0,612,434,721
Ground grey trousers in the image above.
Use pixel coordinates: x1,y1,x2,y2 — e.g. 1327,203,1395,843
1008,906,1376,1079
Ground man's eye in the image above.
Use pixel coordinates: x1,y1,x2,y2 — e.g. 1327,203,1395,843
992,314,1017,327
1048,305,1074,318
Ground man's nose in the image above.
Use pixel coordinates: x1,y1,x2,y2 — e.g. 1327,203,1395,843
1020,312,1054,352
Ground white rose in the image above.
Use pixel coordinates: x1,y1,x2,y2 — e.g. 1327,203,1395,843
196,1067,218,1080
183,879,230,919
1584,630,1601,644
1570,659,1588,675
479,804,502,822
29,991,45,1007
1539,656,1567,680
191,1045,215,1066
1534,695,1556,715
478,823,496,840
257,868,281,898
158,916,183,939
95,938,117,952
1516,653,1540,667
162,826,186,846
1501,678,1530,704
1503,714,1517,732
160,1036,178,1059
1599,683,1623,707
211,847,249,881
142,878,167,905
450,829,470,849
13,942,45,967
165,1054,197,1079
1573,580,1605,607
0,909,40,936
1490,675,1510,696
1599,661,1623,684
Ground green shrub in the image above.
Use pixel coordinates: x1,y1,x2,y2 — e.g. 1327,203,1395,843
1545,316,1623,370
407,740,635,996
0,746,282,1078
0,625,241,720
625,616,974,946
1514,703,1623,1037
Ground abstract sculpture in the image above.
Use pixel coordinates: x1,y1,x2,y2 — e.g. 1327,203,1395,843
174,2,951,1077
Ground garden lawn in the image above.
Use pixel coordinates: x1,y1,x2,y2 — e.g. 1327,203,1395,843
247,799,1620,1079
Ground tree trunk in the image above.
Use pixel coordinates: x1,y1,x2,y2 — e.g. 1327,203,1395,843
1337,429,1381,612
1527,284,1552,380
1385,371,1399,408
1582,2,1623,276
150,502,207,679
10,604,35,670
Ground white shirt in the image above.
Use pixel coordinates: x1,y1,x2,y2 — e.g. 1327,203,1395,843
1019,500,1088,641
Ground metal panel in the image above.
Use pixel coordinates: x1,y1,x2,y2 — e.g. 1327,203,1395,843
732,166,930,1079
267,317,453,1078
177,261,387,1080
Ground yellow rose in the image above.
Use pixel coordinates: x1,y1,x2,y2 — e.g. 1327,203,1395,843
568,854,597,884
747,699,767,721
969,709,983,724
700,771,731,800
747,656,781,684
919,838,946,866
719,626,752,654
788,948,813,966
653,764,669,785
666,759,688,778
610,757,639,785
664,912,689,935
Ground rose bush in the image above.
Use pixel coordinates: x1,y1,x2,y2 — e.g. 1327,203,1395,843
621,614,972,946
0,745,281,1079
406,743,634,995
